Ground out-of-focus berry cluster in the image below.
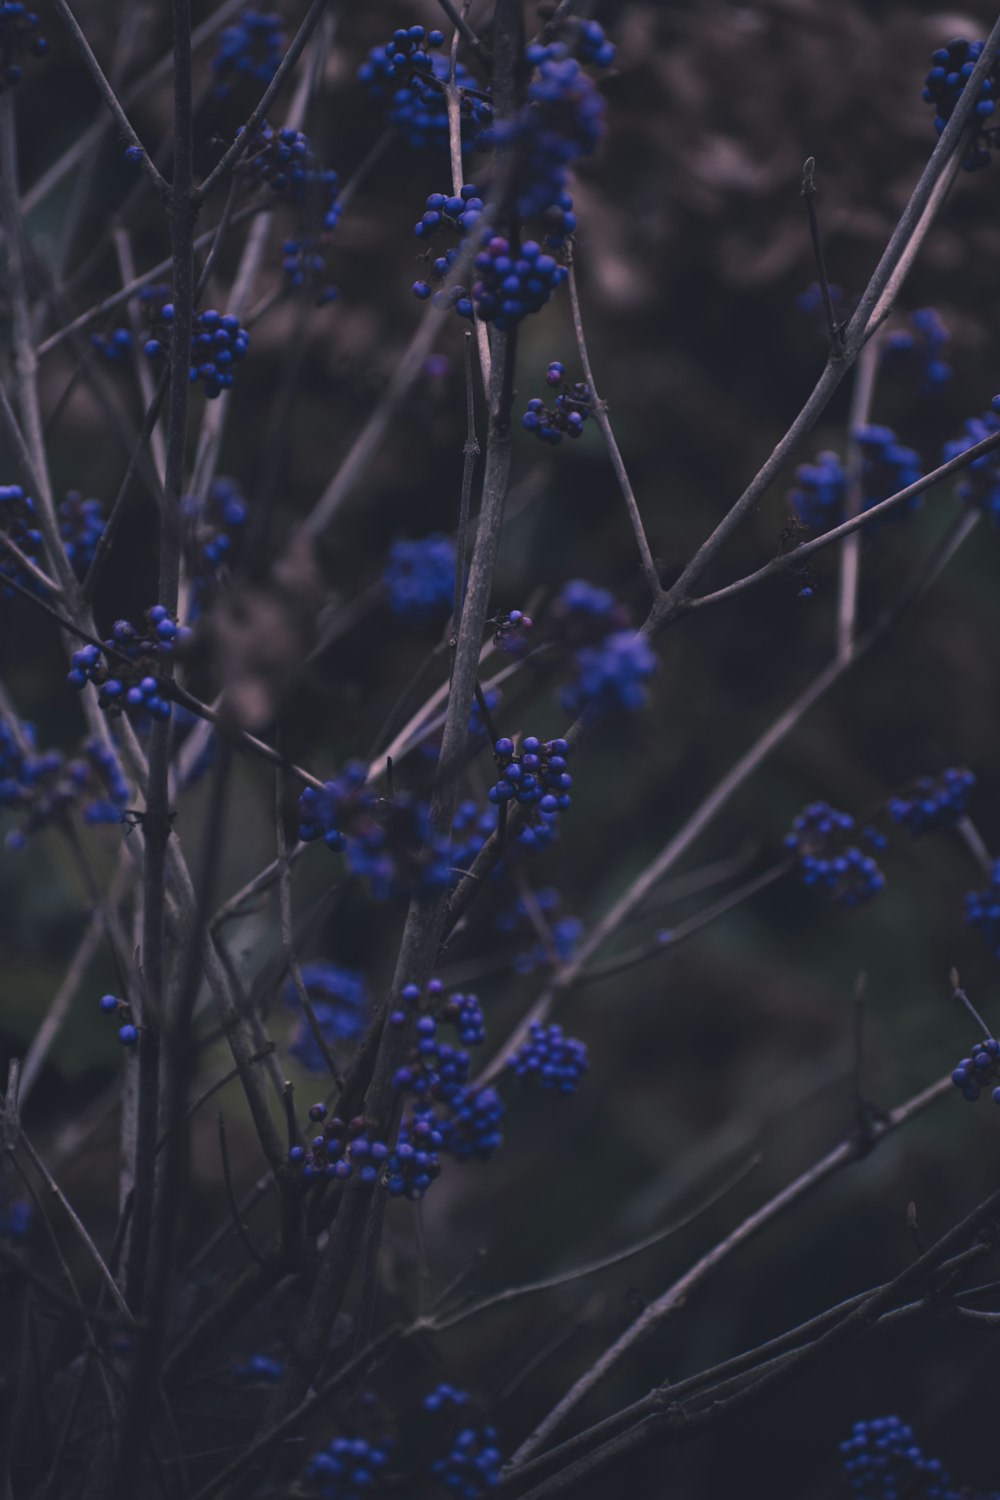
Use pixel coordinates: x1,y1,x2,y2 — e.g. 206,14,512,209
211,9,284,97
789,427,922,535
383,533,456,621
495,886,583,974
182,475,247,612
0,721,129,848
966,859,1000,959
561,629,657,720
283,963,370,1070
942,404,1000,523
881,308,952,393
839,1414,998,1498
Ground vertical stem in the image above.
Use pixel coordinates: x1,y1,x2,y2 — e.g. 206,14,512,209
109,4,197,1496
836,335,879,663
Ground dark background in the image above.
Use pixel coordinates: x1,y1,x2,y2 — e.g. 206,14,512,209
4,1,1000,1494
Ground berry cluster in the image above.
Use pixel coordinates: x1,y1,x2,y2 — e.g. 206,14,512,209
0,723,130,848
854,426,923,527
923,38,999,171
58,491,106,577
436,1085,506,1162
281,234,339,306
0,1193,29,1240
508,1021,589,1093
409,181,570,327
448,797,498,867
550,578,630,641
472,235,567,329
182,475,247,606
965,859,1000,958
789,427,922,535
411,184,486,313
236,121,341,304
0,3,47,90
787,451,845,533
240,120,340,224
388,980,505,1169
478,39,605,242
385,1109,444,1199
390,996,473,1104
0,482,45,594
67,608,191,722
143,299,251,400
785,802,886,908
942,407,1000,523
350,793,458,901
522,361,593,444
839,1414,989,1499
304,1435,393,1499
424,1385,503,1500
496,887,583,974
561,629,657,720
99,993,138,1047
383,533,456,621
288,1108,390,1186
951,1036,1000,1103
299,766,469,901
489,735,572,817
298,760,370,851
888,767,975,833
881,308,952,393
284,963,370,1069
211,10,285,97
358,26,491,153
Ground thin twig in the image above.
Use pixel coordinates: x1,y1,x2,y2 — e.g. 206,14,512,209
49,0,169,200
567,246,661,596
